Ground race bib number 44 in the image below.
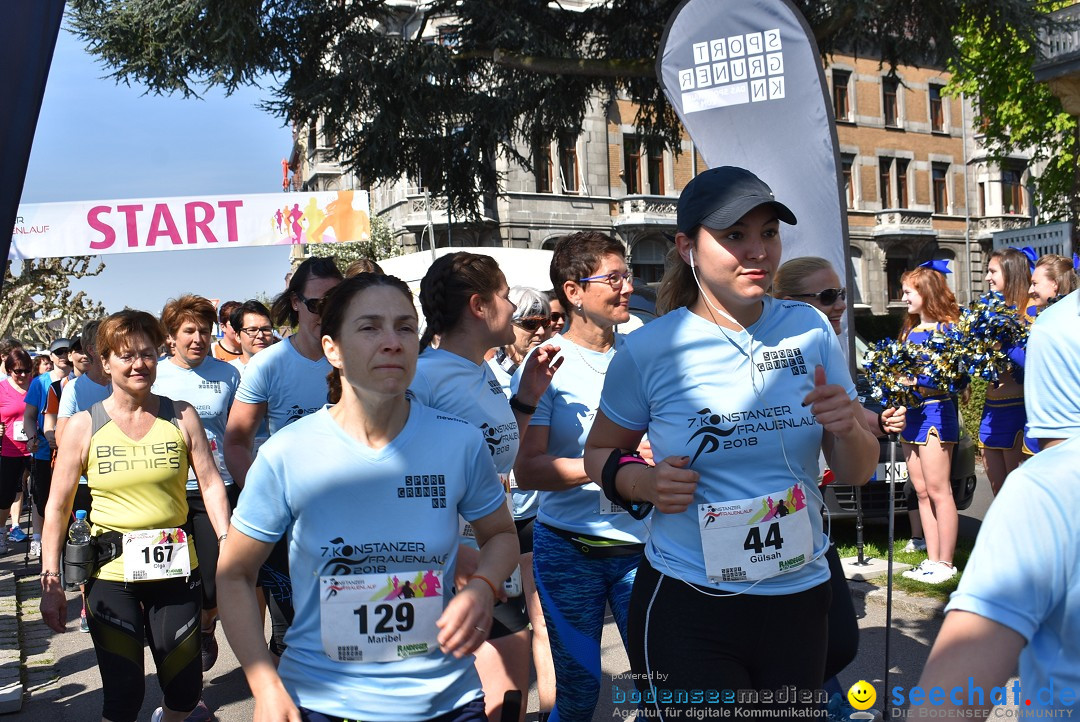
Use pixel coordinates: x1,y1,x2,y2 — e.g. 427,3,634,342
123,528,192,582
698,485,813,583
320,570,444,663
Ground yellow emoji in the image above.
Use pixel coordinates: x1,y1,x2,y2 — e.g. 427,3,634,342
847,680,877,711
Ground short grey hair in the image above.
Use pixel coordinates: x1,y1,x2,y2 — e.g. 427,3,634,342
508,286,550,321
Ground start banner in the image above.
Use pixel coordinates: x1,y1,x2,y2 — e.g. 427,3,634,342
9,190,370,260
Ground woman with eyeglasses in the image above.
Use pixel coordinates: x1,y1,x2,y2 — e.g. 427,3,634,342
0,348,35,554
583,168,877,718
514,231,645,722
486,285,558,719
153,295,242,673
39,310,230,722
225,256,344,658
772,256,904,715
412,255,560,722
217,273,518,722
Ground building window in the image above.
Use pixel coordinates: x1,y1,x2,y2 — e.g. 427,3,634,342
1002,170,1023,214
883,77,899,127
932,164,949,214
647,142,665,195
623,136,642,195
929,85,945,133
841,154,855,209
978,181,986,216
559,137,579,194
879,157,908,209
534,143,553,194
833,70,851,121
308,122,317,150
850,246,864,304
630,238,668,284
887,257,910,302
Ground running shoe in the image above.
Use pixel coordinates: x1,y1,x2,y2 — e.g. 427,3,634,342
917,561,958,585
900,560,928,580
0,537,8,555
29,540,40,557
7,527,27,543
902,537,926,553
80,607,90,633
201,620,219,672
152,700,214,722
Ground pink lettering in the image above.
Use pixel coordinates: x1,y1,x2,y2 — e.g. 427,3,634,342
184,202,217,244
146,204,182,247
217,200,243,242
116,205,143,248
87,206,116,250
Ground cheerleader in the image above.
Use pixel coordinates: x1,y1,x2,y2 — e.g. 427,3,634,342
980,248,1031,494
899,261,961,585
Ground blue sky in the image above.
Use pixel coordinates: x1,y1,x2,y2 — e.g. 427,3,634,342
18,21,295,314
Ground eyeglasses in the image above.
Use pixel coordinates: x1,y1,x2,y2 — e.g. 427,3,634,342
549,312,565,325
113,351,158,365
241,326,275,337
577,270,633,289
514,316,551,332
788,287,847,305
296,292,325,315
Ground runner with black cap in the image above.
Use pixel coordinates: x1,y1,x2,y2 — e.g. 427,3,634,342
585,166,878,718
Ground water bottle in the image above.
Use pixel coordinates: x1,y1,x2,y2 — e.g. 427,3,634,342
63,510,94,590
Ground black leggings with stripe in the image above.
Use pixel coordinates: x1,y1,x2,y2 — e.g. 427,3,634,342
85,572,203,722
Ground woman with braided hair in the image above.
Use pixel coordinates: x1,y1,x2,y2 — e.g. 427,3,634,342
412,252,561,722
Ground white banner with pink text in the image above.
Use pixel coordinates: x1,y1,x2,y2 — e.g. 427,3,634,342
9,190,370,260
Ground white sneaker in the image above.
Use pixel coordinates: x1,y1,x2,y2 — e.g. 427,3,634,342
29,540,40,557
918,561,958,584
901,560,928,579
903,537,926,553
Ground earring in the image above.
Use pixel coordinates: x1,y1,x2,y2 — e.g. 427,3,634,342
576,303,584,313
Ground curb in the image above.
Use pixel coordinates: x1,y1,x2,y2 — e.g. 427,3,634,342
0,571,23,714
849,578,947,619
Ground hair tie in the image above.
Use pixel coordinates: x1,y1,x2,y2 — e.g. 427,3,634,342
1019,246,1038,272
918,259,951,275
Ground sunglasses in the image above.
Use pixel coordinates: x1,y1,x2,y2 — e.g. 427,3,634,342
296,292,325,315
789,287,847,305
9,368,30,375
514,316,551,332
549,312,566,325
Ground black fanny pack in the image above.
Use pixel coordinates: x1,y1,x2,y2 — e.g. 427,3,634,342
540,522,645,559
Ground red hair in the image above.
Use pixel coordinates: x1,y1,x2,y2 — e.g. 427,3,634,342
899,266,959,340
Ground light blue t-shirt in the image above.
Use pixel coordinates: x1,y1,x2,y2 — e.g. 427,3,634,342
57,374,111,419
600,299,854,593
1025,290,1080,441
24,372,58,461
411,348,520,477
946,435,1080,710
234,336,331,435
231,403,505,721
487,352,538,519
514,333,646,543
152,357,240,489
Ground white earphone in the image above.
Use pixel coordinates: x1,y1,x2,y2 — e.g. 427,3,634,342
689,248,695,268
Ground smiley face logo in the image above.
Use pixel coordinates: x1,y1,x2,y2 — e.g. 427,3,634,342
847,680,877,711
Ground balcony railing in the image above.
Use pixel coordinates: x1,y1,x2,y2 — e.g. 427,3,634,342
612,195,677,227
873,209,935,236
1034,4,1080,82
974,215,1031,239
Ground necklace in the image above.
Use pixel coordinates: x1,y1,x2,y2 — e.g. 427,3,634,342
564,337,611,375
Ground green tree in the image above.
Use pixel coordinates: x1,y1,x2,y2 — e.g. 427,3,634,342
1,257,106,347
304,214,401,268
945,7,1079,222
69,0,1056,215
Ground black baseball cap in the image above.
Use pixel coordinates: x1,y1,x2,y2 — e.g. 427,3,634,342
677,166,797,233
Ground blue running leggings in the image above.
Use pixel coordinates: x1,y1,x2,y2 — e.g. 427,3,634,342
532,522,641,722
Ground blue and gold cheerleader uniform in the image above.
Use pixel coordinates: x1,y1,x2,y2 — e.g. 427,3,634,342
900,323,960,446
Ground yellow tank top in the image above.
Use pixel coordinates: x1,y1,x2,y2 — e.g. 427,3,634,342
85,397,196,581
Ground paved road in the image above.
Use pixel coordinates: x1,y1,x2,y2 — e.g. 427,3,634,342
8,465,1005,721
